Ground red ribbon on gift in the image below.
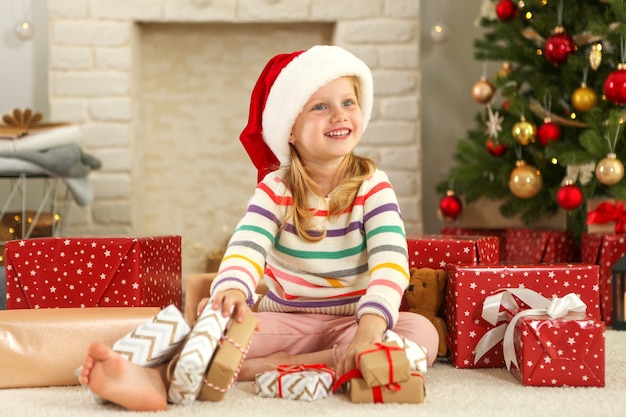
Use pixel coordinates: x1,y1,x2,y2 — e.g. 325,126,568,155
586,200,626,233
356,342,403,385
332,368,403,403
275,363,335,399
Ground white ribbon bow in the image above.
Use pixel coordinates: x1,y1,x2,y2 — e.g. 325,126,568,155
473,288,587,370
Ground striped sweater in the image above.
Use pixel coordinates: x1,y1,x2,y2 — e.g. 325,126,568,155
210,167,410,329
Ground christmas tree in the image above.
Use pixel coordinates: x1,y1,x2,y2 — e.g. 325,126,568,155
436,0,626,239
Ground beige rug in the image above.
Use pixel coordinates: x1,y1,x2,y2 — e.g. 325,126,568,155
1,330,625,417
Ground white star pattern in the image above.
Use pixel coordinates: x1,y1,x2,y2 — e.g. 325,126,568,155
3,236,182,310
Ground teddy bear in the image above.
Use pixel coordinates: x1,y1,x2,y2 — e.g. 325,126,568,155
405,267,448,357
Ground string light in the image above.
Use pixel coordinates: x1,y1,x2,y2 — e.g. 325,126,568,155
14,0,34,40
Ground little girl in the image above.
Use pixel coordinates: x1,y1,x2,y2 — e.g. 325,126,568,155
80,45,439,411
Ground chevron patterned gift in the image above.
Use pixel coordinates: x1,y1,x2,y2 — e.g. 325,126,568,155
383,330,428,373
167,304,230,405
112,305,191,367
255,364,336,401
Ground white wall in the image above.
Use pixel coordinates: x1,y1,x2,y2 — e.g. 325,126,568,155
0,0,49,114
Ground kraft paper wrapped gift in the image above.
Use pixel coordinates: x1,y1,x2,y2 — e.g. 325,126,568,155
4,236,182,310
445,263,601,369
0,307,160,388
336,370,425,404
255,364,336,401
199,313,258,402
355,342,410,387
167,303,230,405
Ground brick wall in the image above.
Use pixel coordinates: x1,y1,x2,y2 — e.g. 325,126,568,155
47,0,422,275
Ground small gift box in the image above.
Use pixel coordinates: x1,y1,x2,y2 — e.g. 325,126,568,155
355,342,410,387
167,304,230,406
383,330,428,372
255,364,336,401
510,312,605,387
349,372,425,404
198,313,258,402
0,307,160,388
4,236,182,310
112,304,191,367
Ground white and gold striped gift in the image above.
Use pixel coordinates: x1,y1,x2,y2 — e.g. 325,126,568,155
167,304,230,405
112,304,191,367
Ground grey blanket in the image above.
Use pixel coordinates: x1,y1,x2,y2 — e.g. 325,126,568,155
0,144,101,177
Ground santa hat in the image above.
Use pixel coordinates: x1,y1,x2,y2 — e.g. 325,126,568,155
240,45,374,182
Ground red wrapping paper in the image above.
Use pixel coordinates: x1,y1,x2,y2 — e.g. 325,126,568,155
504,229,578,263
510,312,605,387
445,263,601,369
581,233,626,325
407,234,499,270
4,236,182,310
440,227,507,261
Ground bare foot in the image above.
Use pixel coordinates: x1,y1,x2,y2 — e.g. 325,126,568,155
80,342,168,411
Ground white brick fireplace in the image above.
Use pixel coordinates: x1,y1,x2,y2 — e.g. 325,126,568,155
47,0,423,276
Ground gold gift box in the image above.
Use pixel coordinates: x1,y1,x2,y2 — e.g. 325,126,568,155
198,313,258,401
356,341,410,387
0,307,160,388
350,372,426,404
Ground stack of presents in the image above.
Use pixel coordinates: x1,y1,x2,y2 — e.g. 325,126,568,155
1,197,623,405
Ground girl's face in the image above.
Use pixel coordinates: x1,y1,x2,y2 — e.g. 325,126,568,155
290,76,363,170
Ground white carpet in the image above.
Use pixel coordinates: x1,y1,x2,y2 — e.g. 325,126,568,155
1,330,625,417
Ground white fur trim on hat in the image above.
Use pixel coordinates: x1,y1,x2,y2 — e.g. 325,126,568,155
262,45,374,166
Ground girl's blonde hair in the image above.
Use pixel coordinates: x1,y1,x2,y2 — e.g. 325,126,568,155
283,76,376,242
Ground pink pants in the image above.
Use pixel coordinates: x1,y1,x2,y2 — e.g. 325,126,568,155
246,311,439,367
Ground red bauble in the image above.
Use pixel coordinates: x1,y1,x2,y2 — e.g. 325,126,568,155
603,64,626,105
495,0,518,21
438,192,463,222
555,183,584,210
536,120,562,146
543,27,576,65
486,138,507,156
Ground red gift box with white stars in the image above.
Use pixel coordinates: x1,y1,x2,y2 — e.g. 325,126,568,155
581,233,626,326
504,229,578,263
445,263,601,369
4,236,182,310
510,312,605,387
406,235,500,270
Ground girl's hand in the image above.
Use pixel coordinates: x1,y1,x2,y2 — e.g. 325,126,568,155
336,314,387,377
196,289,252,324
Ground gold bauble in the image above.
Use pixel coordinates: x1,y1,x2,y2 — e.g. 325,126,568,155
595,153,624,185
571,84,598,112
471,77,496,104
509,160,542,199
498,61,513,78
512,116,536,145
